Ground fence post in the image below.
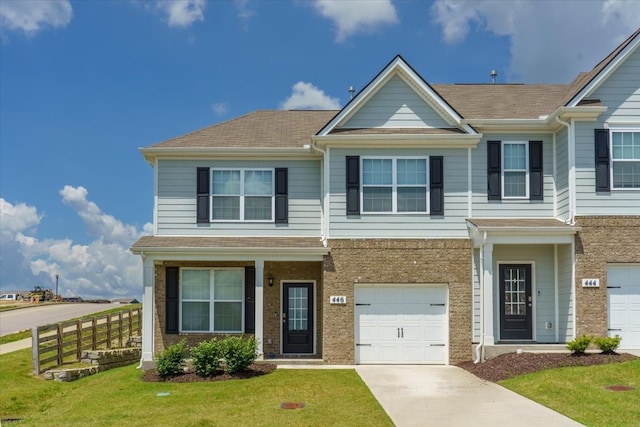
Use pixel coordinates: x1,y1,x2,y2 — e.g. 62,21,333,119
76,319,83,360
137,307,142,335
128,309,133,339
106,315,112,349
118,311,123,348
92,318,98,350
31,327,40,375
56,323,64,366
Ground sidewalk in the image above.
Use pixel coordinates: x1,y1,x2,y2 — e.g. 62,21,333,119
0,338,32,355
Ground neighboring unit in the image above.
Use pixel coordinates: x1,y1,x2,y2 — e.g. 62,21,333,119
132,29,640,368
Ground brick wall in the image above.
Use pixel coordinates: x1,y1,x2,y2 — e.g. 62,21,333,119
574,216,640,337
323,239,472,365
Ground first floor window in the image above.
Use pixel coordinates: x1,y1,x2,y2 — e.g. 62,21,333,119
181,268,243,332
211,169,273,221
611,130,640,189
362,157,427,213
502,142,528,198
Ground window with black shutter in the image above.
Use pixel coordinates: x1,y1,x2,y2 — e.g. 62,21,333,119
165,267,179,334
197,168,210,223
346,156,360,215
487,141,502,200
275,168,288,224
595,129,610,192
430,156,444,216
529,141,543,200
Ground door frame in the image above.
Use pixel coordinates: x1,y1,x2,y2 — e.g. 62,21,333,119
497,261,536,341
280,280,316,355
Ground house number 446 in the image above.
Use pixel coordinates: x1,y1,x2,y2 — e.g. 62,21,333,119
330,296,346,304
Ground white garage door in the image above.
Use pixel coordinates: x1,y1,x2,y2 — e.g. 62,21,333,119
355,285,448,364
607,265,640,349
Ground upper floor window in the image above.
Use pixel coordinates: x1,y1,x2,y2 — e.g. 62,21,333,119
362,157,428,213
211,169,273,221
502,142,529,198
611,130,640,189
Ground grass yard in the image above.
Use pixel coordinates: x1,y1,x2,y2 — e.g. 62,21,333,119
0,349,392,426
500,359,640,427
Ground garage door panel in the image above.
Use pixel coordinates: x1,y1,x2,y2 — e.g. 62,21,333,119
607,266,640,349
355,286,448,364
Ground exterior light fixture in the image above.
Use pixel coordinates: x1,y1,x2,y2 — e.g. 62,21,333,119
268,276,274,287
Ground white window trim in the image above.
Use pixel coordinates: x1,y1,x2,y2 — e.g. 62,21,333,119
179,267,245,333
609,128,640,191
360,156,430,214
501,141,529,199
209,168,275,222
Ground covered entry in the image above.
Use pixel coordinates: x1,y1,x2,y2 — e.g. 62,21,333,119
607,265,640,349
355,285,448,364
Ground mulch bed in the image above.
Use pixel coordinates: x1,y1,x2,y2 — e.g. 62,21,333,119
141,363,277,383
457,352,638,382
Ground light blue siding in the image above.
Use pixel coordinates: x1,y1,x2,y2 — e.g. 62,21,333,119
471,135,556,218
156,159,322,236
555,128,570,220
328,148,469,238
343,75,451,128
557,244,573,341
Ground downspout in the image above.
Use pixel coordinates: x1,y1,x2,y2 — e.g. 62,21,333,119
311,140,328,247
136,251,146,370
555,116,575,224
474,230,488,363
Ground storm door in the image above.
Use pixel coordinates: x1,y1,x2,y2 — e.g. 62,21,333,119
283,283,314,353
499,264,533,340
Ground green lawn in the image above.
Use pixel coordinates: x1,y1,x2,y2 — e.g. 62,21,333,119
0,349,392,426
501,359,640,427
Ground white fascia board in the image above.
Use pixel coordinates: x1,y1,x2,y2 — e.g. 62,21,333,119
488,234,576,245
131,246,329,261
140,146,319,163
551,106,608,121
312,133,481,148
567,36,640,107
461,119,554,133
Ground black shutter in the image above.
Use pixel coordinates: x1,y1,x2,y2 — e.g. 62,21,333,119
529,141,543,200
595,129,610,192
197,167,210,223
275,168,288,224
244,267,255,333
487,141,501,200
346,156,360,215
430,156,444,216
165,267,179,334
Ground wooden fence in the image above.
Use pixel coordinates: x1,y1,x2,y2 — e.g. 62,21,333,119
32,307,141,374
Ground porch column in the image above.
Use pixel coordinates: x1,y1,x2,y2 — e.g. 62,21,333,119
141,256,154,364
483,243,495,345
254,258,264,359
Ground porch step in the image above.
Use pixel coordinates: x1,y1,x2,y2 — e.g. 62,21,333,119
258,358,326,366
484,344,570,359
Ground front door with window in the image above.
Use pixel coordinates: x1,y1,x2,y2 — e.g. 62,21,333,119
283,283,314,354
499,264,533,340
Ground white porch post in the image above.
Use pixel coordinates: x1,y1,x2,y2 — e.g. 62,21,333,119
141,256,155,364
483,243,495,345
254,258,264,359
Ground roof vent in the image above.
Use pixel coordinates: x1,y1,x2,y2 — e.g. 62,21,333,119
490,70,498,84
348,86,355,99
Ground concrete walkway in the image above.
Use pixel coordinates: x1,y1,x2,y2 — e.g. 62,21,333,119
356,365,583,427
0,338,31,355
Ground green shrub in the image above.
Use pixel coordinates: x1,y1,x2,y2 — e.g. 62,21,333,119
594,335,622,354
156,339,187,377
191,338,223,377
222,335,257,374
567,334,592,354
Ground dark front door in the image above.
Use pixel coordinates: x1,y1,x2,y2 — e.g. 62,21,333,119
499,264,533,340
283,283,314,354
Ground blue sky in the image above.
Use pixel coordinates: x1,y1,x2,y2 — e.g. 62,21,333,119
1,0,639,299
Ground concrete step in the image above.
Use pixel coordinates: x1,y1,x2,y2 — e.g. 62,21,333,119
258,358,325,366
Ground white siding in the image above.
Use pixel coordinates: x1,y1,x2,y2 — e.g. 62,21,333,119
156,159,322,236
343,75,451,129
328,148,469,239
575,47,640,215
557,244,573,342
471,135,556,218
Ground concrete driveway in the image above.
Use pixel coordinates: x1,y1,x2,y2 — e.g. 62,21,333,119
356,365,583,427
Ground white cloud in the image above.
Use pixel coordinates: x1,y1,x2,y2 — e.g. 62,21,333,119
0,188,152,299
280,82,341,110
155,0,205,28
312,0,398,42
234,0,254,29
0,0,72,36
212,102,228,116
431,0,640,83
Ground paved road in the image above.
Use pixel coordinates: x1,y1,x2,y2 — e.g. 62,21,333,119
0,303,117,335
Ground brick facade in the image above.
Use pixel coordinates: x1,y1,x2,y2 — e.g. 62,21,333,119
574,216,640,337
323,239,472,364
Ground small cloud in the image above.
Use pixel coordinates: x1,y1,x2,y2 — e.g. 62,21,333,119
0,0,72,36
155,0,205,28
312,0,398,42
280,82,341,110
234,0,254,29
212,102,228,116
